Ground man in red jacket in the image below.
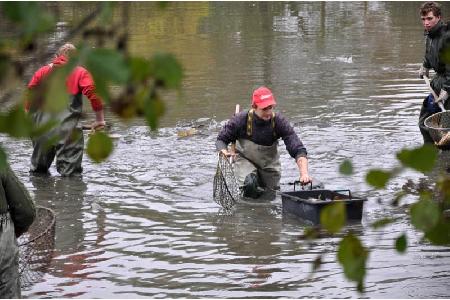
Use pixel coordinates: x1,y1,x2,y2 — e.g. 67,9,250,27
26,43,106,176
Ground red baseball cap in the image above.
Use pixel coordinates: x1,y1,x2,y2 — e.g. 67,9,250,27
252,86,276,109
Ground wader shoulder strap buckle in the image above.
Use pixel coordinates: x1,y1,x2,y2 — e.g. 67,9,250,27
246,109,254,136
246,109,276,137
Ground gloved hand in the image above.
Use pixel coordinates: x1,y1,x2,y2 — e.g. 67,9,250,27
419,66,430,79
437,89,449,103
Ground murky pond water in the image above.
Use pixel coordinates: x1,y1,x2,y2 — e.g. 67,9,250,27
2,2,450,298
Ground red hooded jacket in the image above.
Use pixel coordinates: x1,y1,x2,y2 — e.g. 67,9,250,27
26,55,103,112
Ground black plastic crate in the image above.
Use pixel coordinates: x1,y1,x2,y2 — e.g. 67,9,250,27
281,188,366,225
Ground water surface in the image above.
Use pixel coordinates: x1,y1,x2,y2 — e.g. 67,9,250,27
1,2,450,298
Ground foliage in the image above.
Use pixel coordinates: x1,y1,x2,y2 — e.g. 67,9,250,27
320,202,346,234
86,131,113,163
2,2,449,295
366,169,392,189
0,147,6,171
337,233,368,292
2,2,55,44
339,159,353,175
395,234,407,253
304,144,449,291
0,2,183,166
396,145,437,173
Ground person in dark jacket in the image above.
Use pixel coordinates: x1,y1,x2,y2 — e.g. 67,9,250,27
418,1,450,143
0,163,36,298
26,43,106,176
216,86,312,199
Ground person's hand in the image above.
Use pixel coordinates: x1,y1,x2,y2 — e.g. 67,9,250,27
437,89,449,103
299,173,312,185
220,149,237,162
91,120,106,131
419,66,429,79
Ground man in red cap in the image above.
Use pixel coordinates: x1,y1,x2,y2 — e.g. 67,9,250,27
216,86,311,199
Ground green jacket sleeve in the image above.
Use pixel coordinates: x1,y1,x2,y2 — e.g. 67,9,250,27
1,165,36,237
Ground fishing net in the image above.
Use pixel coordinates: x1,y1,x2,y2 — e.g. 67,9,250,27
17,206,56,288
424,111,450,148
213,152,240,210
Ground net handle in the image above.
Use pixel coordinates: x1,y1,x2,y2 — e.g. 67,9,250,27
424,75,445,112
229,104,240,160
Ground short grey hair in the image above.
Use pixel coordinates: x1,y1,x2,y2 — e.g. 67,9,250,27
57,43,76,56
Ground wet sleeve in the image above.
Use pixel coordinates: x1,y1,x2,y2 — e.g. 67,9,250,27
423,37,432,69
216,112,246,152
27,66,51,89
441,32,450,92
2,165,36,237
275,114,307,160
79,69,104,112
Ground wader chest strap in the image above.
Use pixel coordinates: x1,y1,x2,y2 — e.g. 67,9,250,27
246,109,276,137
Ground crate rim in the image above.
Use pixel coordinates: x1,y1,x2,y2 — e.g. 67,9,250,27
280,189,367,204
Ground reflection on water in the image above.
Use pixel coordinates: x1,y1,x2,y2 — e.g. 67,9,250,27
1,1,450,298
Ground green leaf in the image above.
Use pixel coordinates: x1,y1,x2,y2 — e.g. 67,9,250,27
83,48,130,101
441,46,450,64
320,202,346,234
339,160,353,175
0,53,11,85
149,53,183,89
410,197,440,232
144,96,165,130
157,1,170,9
98,2,115,25
371,217,397,229
312,255,322,273
366,169,391,189
395,234,407,253
86,131,113,163
424,217,450,245
0,106,33,138
43,67,71,113
396,145,437,173
30,119,59,139
299,226,321,240
0,147,7,171
128,57,152,82
2,2,54,41
337,233,368,287
85,48,130,84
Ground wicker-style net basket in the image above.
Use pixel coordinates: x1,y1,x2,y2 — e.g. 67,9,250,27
424,111,450,148
213,152,240,210
17,206,56,288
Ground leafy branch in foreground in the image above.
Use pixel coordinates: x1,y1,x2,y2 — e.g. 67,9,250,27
0,2,183,165
302,144,449,292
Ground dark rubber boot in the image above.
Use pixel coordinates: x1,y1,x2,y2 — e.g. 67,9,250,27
243,173,264,199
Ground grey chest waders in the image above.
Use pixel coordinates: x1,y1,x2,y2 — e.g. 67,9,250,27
30,93,84,176
0,213,21,299
234,138,281,198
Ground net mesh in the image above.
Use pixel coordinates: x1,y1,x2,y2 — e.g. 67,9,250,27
213,152,240,210
17,206,56,288
424,111,450,147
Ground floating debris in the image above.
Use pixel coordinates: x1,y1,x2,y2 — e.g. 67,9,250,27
177,128,198,138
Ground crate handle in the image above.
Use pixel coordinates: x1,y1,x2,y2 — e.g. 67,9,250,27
333,189,352,199
290,180,313,191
